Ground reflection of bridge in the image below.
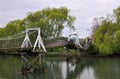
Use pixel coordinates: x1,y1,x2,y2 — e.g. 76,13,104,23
0,28,92,53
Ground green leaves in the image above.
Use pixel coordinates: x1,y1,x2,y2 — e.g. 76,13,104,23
92,6,120,55
98,43,113,55
24,7,75,39
0,7,75,39
114,7,120,23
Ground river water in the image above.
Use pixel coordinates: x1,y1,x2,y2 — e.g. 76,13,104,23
0,55,120,79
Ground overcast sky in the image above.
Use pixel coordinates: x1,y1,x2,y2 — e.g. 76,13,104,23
0,0,120,38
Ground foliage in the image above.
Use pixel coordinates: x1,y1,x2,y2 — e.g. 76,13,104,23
0,20,25,37
0,28,5,38
24,7,75,39
92,6,120,55
0,7,75,39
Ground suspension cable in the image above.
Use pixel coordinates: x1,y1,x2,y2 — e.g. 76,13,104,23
0,30,36,40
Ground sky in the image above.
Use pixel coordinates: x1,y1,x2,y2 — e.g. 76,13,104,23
0,0,120,38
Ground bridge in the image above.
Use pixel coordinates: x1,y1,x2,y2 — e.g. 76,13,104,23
0,28,92,73
0,28,92,54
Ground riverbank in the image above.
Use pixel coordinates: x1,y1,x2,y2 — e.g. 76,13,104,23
1,51,120,58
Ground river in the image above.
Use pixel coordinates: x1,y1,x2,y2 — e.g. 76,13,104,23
0,55,120,79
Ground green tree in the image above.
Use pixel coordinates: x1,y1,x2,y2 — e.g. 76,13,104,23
0,28,5,38
24,7,75,39
0,7,75,40
4,20,25,36
114,6,120,24
92,6,120,55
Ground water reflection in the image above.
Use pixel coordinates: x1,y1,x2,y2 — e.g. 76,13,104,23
0,55,120,79
0,55,21,79
94,58,120,79
79,67,95,79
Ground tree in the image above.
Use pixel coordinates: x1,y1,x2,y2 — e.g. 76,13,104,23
114,6,120,24
23,7,75,39
4,20,25,36
92,6,120,55
0,7,75,40
0,28,5,38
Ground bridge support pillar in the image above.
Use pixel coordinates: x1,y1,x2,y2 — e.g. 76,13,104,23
21,30,32,47
68,32,82,48
21,28,46,52
33,28,46,52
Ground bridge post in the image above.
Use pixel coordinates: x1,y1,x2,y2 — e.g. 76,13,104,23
21,28,46,52
33,28,46,52
21,30,32,48
68,32,82,48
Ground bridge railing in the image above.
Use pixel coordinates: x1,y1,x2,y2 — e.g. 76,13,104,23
0,37,24,49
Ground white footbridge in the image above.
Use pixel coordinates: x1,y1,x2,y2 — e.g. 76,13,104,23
0,28,91,53
0,28,46,52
